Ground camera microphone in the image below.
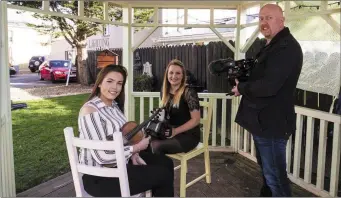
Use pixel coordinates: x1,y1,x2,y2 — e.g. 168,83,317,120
207,57,256,96
208,58,234,75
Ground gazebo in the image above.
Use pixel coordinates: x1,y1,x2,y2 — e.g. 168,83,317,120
1,1,340,197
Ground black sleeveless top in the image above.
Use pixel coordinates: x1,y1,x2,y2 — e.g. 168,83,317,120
163,86,201,141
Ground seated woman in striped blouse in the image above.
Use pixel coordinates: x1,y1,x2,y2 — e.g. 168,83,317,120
78,65,174,197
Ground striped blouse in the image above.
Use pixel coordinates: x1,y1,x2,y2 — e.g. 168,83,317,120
77,96,133,167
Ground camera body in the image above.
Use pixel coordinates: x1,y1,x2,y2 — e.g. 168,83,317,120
208,58,255,87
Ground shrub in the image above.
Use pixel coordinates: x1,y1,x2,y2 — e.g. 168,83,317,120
133,73,153,91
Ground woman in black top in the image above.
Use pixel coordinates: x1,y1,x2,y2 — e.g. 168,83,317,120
150,59,201,154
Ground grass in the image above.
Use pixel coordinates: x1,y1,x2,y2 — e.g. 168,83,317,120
12,94,228,193
12,94,88,193
12,94,157,193
134,97,160,122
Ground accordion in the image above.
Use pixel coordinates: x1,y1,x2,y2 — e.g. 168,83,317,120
144,108,171,139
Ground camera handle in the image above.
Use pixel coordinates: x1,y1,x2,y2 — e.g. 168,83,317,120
226,77,238,96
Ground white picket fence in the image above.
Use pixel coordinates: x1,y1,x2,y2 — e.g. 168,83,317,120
131,92,341,197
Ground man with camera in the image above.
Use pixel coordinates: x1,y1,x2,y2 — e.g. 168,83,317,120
231,4,303,197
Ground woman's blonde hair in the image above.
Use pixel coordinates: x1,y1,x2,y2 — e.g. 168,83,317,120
160,59,187,108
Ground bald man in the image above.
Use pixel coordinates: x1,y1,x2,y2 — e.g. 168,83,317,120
232,4,303,197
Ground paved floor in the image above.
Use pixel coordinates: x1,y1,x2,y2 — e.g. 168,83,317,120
17,152,316,197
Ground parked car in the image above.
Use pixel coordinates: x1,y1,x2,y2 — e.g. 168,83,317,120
9,66,16,75
9,63,17,76
39,60,77,83
28,56,46,72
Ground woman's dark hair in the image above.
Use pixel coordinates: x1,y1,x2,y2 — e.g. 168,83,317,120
88,64,128,111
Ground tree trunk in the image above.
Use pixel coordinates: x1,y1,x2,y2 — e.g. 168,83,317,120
76,45,88,85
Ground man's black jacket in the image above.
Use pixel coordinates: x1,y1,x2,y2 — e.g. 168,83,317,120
235,27,303,139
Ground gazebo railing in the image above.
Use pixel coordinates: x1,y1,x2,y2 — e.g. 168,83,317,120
238,106,341,197
131,92,235,151
132,91,341,197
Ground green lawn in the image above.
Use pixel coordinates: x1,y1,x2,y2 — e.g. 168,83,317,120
12,94,160,193
12,94,89,193
134,97,160,122
12,94,227,193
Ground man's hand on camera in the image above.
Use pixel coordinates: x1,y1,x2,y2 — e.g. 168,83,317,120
231,79,241,96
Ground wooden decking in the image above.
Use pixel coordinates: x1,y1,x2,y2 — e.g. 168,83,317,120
17,152,316,197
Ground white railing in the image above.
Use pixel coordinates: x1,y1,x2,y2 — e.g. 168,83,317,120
237,106,341,197
131,92,341,197
131,92,235,151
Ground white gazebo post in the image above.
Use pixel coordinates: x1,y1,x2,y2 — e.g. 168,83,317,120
230,4,249,152
0,1,16,197
122,5,134,120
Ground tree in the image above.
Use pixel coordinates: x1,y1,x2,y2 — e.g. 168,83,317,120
9,1,154,84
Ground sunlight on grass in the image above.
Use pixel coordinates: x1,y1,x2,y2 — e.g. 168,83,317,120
12,94,154,193
12,94,88,193
12,93,229,193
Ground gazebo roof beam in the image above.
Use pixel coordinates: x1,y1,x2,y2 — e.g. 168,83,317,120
78,1,84,17
42,1,49,11
241,7,341,28
241,1,275,9
289,8,341,19
112,1,241,8
320,1,340,36
103,2,109,21
131,23,237,28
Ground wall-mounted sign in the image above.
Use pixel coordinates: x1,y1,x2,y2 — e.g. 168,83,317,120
96,49,119,68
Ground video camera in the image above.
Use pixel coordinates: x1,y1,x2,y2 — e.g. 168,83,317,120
208,58,255,95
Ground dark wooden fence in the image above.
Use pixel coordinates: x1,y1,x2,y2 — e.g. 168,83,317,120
85,39,263,92
80,38,339,148
81,38,336,114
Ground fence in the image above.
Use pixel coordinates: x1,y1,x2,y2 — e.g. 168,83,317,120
81,39,337,115
84,39,263,91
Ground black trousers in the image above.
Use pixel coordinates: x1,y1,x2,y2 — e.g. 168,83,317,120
150,131,200,155
82,151,174,197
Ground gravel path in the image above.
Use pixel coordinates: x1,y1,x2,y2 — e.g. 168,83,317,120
11,83,93,101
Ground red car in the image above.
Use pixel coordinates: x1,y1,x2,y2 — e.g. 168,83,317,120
39,60,77,83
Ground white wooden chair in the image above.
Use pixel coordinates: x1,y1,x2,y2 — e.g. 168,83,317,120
64,127,149,197
167,100,213,197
